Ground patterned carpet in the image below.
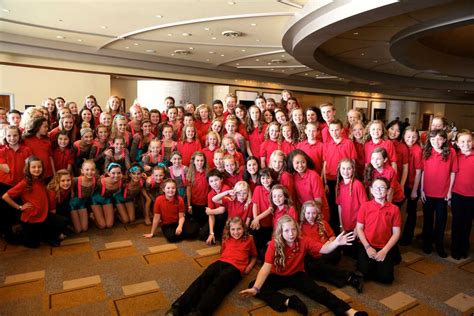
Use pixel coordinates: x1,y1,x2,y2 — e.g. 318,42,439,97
0,211,473,316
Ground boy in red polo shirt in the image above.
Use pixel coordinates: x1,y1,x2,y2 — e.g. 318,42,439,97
322,119,357,233
296,122,323,174
356,177,401,284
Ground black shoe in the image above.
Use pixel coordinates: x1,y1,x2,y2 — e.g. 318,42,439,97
461,253,469,259
451,253,462,260
422,244,432,254
415,233,423,241
48,239,61,247
436,246,447,258
165,307,180,316
354,312,369,316
288,295,308,315
348,272,364,293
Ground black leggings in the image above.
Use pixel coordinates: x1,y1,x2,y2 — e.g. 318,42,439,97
161,218,199,243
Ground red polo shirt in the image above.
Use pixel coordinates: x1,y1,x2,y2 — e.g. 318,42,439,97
207,184,231,209
195,120,211,146
281,140,296,155
153,195,184,225
202,147,216,169
265,237,322,275
222,197,252,221
23,136,54,178
0,144,32,186
248,125,267,158
53,147,74,171
392,140,409,180
423,148,458,198
353,141,365,178
272,206,298,229
323,138,356,180
279,171,296,204
364,139,397,165
406,144,423,189
357,199,401,248
452,151,473,196
336,179,368,231
293,170,330,220
177,140,202,166
190,170,209,205
301,221,334,258
7,179,48,223
260,140,281,164
373,164,404,202
219,236,257,274
296,140,323,174
251,185,273,227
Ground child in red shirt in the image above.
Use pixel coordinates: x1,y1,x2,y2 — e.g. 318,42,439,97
357,177,401,284
451,130,474,260
23,117,55,179
364,120,397,173
240,215,364,315
399,127,423,245
144,178,199,242
212,181,252,227
269,150,296,203
186,152,209,227
270,184,298,230
301,201,364,293
243,156,259,192
386,120,409,185
246,105,267,158
204,169,230,244
201,131,220,170
421,129,457,257
222,136,244,168
222,155,243,188
177,125,201,167
143,166,165,225
3,156,63,248
280,122,297,155
351,121,366,179
166,217,257,316
260,122,281,168
296,122,323,174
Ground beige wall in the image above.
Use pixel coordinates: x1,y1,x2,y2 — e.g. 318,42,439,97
110,78,137,112
444,103,474,131
0,65,110,110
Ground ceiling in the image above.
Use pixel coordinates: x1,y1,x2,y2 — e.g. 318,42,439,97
0,0,473,103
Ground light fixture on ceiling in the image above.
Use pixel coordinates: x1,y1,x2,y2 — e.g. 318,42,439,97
277,0,303,9
220,54,225,57
77,39,82,42
353,32,359,35
228,1,236,5
211,37,217,40
56,35,65,39
100,25,107,29
189,47,194,50
155,15,163,18
167,34,172,36
174,49,191,55
241,49,246,52
360,53,365,56
271,59,286,64
182,32,192,36
125,46,130,49
255,59,260,61
133,43,139,46
236,63,239,66
251,23,257,26
209,51,215,54
204,27,210,31
256,39,260,42
1,8,10,13
316,75,338,79
222,30,243,37
146,49,156,53
206,59,210,61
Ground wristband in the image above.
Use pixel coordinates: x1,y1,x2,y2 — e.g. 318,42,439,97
209,232,214,235
252,286,260,293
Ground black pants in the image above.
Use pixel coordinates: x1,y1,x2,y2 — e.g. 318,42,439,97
422,196,447,247
327,180,340,234
305,252,349,288
198,212,228,241
250,226,273,260
0,182,20,236
21,214,64,248
401,187,420,242
172,260,242,315
451,193,473,257
190,204,207,227
250,271,350,316
357,243,395,284
161,218,199,243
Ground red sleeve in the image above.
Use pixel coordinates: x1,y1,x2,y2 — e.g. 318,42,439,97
153,197,162,215
7,180,28,198
450,148,459,173
305,237,323,258
249,236,258,258
47,190,57,211
386,141,397,163
356,203,367,224
392,205,402,227
414,147,423,170
264,240,276,264
178,196,185,213
324,221,335,238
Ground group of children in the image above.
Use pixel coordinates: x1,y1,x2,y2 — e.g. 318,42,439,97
0,91,472,315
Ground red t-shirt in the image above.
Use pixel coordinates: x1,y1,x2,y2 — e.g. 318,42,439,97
373,164,404,202
190,170,209,205
207,184,231,209
47,189,71,211
0,145,32,186
153,195,184,225
336,179,368,231
279,171,296,204
321,125,348,143
201,147,216,169
323,138,356,180
229,151,244,169
265,237,322,275
353,141,365,178
272,206,298,229
219,236,257,274
357,200,401,248
280,140,296,155
23,136,54,178
406,144,423,189
296,140,323,174
452,151,473,196
248,125,267,158
195,120,211,146
392,140,409,181
260,140,280,164
251,185,273,227
293,170,330,220
176,141,202,166
53,147,74,171
423,148,458,198
364,139,397,165
301,221,334,258
7,179,48,223
222,197,252,221
223,169,243,188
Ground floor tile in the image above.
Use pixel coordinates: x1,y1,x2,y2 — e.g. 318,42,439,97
193,253,221,268
444,293,474,313
401,251,423,265
398,303,445,316
4,270,45,285
104,240,133,249
122,280,159,296
51,242,92,256
148,243,178,253
61,237,90,246
63,275,101,290
48,285,106,311
407,259,445,276
143,249,188,265
196,245,221,256
112,290,169,316
97,246,138,260
379,291,417,313
0,280,44,302
458,260,474,273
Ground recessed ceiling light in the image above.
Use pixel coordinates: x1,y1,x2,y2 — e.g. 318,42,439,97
267,62,271,65
305,73,308,76
125,46,130,49
182,32,192,36
281,70,285,72
236,63,239,65
133,43,139,46
360,53,365,56
155,15,163,18
255,59,259,61
271,69,274,71
77,39,83,42
1,8,10,13
204,27,210,31
100,25,107,29
251,23,257,26
56,35,65,39
170,53,175,56
228,1,236,4
206,59,210,61
189,47,194,50
373,60,378,63
146,49,156,53
281,54,285,57
220,54,225,57
209,51,215,54
167,33,172,36
256,39,260,42
241,49,246,52
353,32,359,35
211,37,217,40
